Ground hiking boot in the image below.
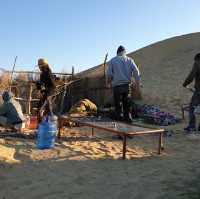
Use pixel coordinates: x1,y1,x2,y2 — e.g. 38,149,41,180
184,126,196,133
123,117,133,124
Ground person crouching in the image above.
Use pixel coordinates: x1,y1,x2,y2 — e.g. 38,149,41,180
0,91,24,131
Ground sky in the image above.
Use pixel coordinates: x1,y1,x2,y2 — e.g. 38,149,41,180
0,0,200,73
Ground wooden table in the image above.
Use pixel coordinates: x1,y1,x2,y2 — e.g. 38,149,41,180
58,116,165,160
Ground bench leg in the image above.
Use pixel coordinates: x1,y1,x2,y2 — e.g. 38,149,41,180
91,127,94,136
58,118,63,139
122,135,127,160
181,107,185,120
158,132,163,154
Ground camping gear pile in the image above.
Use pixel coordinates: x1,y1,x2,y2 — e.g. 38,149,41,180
69,99,97,114
137,104,181,126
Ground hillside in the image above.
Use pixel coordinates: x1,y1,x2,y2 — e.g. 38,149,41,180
78,32,200,113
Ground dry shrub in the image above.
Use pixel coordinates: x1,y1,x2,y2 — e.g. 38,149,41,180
0,72,11,104
15,73,29,82
0,72,11,91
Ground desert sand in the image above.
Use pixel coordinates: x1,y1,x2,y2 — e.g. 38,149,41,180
0,122,200,199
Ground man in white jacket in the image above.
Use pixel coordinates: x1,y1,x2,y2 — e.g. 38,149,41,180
106,46,141,122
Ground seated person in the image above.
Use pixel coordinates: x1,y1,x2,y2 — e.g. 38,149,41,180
0,91,25,130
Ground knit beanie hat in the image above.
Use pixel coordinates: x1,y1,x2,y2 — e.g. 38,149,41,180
117,45,126,55
2,91,13,102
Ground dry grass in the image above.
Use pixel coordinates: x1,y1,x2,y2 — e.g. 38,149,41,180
16,73,29,82
0,72,33,109
0,70,70,113
0,72,11,104
0,72,11,91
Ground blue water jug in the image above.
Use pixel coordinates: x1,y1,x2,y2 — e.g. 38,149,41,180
37,114,58,149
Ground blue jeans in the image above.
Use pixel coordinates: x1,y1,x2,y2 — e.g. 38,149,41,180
188,91,200,128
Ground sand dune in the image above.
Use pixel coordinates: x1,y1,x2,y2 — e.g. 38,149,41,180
78,32,200,113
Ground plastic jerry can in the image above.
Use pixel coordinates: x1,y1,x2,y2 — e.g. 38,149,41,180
37,114,57,149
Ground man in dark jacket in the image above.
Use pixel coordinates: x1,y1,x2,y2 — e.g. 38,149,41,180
37,58,56,119
183,53,200,132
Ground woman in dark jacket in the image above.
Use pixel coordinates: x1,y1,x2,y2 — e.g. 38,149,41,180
37,58,56,119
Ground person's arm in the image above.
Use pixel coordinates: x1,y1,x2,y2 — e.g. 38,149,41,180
130,59,141,90
39,73,45,85
183,63,197,88
106,60,113,88
45,70,56,89
0,104,7,116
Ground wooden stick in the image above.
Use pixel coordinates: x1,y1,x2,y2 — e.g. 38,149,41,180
103,53,108,79
91,127,94,136
122,134,127,160
102,53,109,107
158,132,163,154
9,56,18,92
5,70,72,76
26,82,33,114
59,78,67,115
14,97,39,102
72,66,75,79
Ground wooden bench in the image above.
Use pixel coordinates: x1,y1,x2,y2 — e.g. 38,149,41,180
58,116,165,160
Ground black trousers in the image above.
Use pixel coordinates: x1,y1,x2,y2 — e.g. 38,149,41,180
113,84,129,120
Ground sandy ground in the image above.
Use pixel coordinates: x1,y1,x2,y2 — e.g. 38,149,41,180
0,122,200,199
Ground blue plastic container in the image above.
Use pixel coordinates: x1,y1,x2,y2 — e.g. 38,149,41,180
37,114,58,149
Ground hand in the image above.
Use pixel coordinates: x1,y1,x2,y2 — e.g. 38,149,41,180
185,86,195,92
106,83,111,89
182,83,187,88
106,77,112,89
134,81,140,91
185,85,191,89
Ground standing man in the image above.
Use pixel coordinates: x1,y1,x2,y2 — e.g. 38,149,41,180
106,46,141,122
183,53,200,132
36,58,56,120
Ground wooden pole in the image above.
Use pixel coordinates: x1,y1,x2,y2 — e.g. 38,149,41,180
5,70,72,76
72,66,75,80
103,53,108,79
158,132,163,154
91,127,94,136
58,117,63,139
122,134,127,160
102,53,108,107
9,56,18,92
59,76,68,115
26,83,33,115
